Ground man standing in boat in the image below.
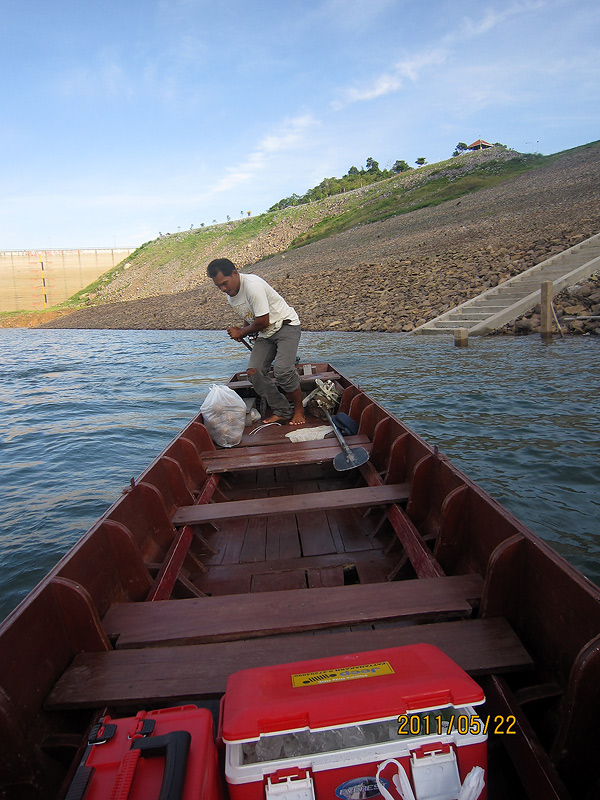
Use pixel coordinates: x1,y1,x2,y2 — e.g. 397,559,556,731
207,258,305,426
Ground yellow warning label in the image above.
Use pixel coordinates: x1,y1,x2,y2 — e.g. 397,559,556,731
291,661,394,687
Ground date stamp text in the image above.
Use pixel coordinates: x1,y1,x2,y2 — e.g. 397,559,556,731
397,714,516,736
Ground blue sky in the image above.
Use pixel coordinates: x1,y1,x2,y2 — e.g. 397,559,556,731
1,0,598,250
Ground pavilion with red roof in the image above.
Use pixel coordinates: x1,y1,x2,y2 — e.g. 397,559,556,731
468,139,493,150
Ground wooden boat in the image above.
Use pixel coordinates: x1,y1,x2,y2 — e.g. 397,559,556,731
1,361,599,800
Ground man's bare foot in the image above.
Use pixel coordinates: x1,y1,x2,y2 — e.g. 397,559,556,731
286,388,305,427
262,414,289,425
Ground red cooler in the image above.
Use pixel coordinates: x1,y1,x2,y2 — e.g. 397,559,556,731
221,644,487,800
65,705,223,800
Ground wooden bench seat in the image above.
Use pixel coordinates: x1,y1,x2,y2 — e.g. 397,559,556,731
227,370,341,390
200,436,372,474
172,483,409,526
45,617,534,710
103,574,484,649
205,434,370,457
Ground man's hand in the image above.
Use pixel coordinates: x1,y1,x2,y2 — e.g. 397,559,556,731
227,326,245,341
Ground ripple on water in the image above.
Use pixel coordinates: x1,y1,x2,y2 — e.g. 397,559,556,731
0,329,598,619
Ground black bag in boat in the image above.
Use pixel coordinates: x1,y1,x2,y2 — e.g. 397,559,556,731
330,412,359,436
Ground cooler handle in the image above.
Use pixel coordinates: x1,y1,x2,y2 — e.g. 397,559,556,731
111,731,191,800
376,759,416,800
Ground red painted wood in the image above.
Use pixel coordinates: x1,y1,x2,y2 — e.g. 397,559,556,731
385,504,445,579
146,527,193,602
46,618,534,710
239,516,267,563
227,370,340,390
204,435,370,460
200,439,373,474
104,574,484,649
360,462,444,578
194,549,398,595
482,674,571,800
172,483,410,526
196,474,220,504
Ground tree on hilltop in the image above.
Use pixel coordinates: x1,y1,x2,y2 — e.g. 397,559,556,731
267,154,413,212
392,159,410,173
365,157,381,175
415,157,427,166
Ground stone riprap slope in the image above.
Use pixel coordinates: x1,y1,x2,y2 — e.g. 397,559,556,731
40,143,600,333
495,274,600,336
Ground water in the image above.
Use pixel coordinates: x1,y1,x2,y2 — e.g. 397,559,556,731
1,329,598,621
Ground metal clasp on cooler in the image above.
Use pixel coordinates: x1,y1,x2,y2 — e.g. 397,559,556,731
87,717,117,745
410,742,462,800
265,767,315,799
128,710,156,739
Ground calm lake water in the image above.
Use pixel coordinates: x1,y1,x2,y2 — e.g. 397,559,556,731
1,328,599,621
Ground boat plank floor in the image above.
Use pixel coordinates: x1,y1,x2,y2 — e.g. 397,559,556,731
103,575,484,648
203,517,249,566
198,489,387,569
307,565,345,587
266,513,301,561
250,569,308,592
194,549,396,595
188,460,397,586
238,516,267,563
46,618,533,710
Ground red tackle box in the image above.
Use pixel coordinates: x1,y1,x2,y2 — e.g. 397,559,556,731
65,705,223,800
221,644,487,800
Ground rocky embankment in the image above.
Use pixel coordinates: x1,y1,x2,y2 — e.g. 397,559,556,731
39,144,600,335
496,275,600,336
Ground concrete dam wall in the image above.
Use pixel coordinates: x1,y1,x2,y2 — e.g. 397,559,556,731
0,248,136,313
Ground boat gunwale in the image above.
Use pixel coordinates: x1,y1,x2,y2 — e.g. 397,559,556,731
0,360,599,800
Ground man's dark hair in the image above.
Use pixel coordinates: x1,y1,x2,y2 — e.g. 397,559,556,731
207,258,236,278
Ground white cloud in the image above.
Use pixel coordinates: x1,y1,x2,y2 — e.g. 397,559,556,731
342,72,403,104
58,47,134,99
316,0,399,33
259,114,318,153
333,48,447,108
453,1,546,41
331,2,549,110
205,114,320,197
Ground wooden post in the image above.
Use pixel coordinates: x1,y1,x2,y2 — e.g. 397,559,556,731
454,328,469,347
38,253,48,308
540,281,553,340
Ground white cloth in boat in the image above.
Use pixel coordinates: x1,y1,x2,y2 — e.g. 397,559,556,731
285,426,333,442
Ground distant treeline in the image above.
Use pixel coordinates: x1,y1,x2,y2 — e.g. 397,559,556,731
268,157,412,212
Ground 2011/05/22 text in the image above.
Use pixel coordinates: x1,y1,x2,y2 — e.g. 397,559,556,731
397,714,516,736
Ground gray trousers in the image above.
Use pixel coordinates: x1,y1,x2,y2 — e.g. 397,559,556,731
247,324,301,418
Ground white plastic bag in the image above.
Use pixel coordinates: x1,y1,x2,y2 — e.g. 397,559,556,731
200,384,247,448
457,767,485,800
376,759,485,800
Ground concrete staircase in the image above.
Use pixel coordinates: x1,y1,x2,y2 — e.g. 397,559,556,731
412,232,600,335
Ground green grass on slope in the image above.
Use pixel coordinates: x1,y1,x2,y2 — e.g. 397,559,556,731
58,215,277,308
37,140,600,313
289,153,549,248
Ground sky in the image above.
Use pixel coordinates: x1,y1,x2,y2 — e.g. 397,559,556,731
1,0,599,250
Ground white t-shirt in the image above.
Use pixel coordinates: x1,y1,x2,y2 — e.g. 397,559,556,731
227,273,300,337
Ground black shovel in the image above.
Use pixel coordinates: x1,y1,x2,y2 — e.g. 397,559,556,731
323,409,370,471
